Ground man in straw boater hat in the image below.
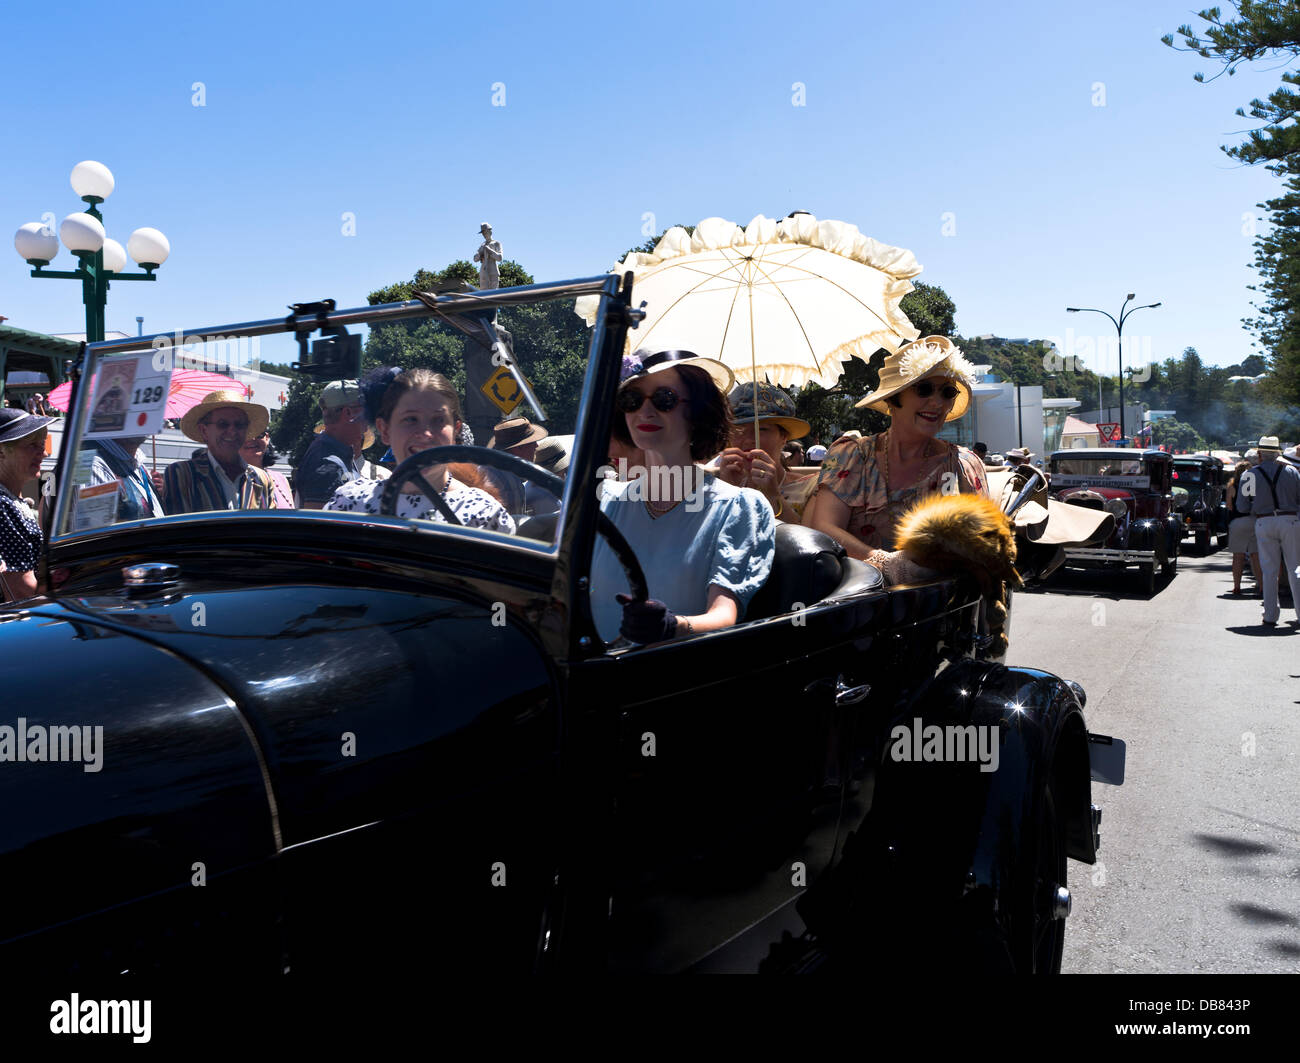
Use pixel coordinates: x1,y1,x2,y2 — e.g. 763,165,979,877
163,389,275,514
1237,434,1300,627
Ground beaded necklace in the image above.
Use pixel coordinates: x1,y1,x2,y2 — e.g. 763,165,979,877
879,428,938,494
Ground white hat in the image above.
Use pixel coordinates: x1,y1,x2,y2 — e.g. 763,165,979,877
807,444,828,461
1257,434,1281,452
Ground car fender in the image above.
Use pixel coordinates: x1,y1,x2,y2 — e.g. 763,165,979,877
801,658,1094,957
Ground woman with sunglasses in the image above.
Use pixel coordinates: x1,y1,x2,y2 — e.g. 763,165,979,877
589,350,776,645
804,336,988,558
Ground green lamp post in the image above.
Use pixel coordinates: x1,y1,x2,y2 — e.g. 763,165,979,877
13,160,169,344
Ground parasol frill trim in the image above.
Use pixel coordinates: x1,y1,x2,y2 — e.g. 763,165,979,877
575,214,923,356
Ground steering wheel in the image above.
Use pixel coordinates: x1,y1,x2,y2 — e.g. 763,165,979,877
379,444,649,602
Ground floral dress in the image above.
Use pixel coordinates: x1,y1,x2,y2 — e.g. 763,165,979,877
811,434,988,550
324,476,515,534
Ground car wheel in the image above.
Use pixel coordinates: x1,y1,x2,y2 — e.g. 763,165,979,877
1026,782,1068,974
1163,547,1177,577
1196,528,1210,554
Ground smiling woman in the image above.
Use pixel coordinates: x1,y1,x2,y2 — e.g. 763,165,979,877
323,367,513,532
804,336,989,557
0,408,53,601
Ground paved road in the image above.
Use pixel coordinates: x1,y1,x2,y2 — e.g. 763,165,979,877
1007,546,1300,974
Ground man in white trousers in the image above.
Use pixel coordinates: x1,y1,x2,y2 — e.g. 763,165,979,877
1239,435,1300,628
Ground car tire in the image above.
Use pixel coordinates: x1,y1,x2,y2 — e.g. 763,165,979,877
1027,781,1067,974
1196,528,1210,554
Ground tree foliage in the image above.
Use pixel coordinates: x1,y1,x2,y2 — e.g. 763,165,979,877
1151,417,1207,453
1163,2,1300,426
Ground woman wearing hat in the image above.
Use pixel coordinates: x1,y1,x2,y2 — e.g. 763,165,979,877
0,408,54,600
804,336,988,557
589,349,775,645
715,382,814,523
324,367,513,533
164,390,276,514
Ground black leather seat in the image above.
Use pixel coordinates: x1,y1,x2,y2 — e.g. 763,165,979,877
747,523,880,620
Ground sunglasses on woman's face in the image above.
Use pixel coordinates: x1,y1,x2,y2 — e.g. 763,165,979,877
911,380,960,401
617,386,682,414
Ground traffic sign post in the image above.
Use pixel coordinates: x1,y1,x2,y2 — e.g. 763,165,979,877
481,364,528,416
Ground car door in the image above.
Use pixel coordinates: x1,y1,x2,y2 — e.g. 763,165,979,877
566,600,885,973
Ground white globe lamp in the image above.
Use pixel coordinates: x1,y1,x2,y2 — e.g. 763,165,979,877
101,238,127,274
70,160,115,203
14,222,59,266
60,212,106,254
127,227,170,270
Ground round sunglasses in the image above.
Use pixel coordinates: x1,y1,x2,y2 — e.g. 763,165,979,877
911,380,960,401
617,386,683,414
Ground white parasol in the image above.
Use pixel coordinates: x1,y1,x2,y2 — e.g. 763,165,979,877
577,214,923,448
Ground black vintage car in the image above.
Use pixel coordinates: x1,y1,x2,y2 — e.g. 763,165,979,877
0,277,1122,975
1171,454,1229,553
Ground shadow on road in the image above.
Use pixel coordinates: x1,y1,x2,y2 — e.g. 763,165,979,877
1226,625,1298,637
1193,833,1275,857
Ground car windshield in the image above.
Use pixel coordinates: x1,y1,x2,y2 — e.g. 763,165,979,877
1172,464,1204,485
1050,457,1147,477
48,281,616,547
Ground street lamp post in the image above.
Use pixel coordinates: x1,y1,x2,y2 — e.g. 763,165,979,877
13,161,169,344
1066,294,1160,442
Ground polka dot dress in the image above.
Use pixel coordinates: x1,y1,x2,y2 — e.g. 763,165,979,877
0,483,41,573
324,476,515,534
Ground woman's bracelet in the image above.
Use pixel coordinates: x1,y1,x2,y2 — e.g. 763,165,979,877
677,616,694,636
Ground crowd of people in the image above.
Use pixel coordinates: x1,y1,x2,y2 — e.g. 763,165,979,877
0,341,1004,638
8,336,1291,634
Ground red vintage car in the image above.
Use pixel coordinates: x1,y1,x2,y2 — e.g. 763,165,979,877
1047,448,1183,595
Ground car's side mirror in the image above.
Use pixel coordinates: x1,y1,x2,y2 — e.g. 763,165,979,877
287,299,362,381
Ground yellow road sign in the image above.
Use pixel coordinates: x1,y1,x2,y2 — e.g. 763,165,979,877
481,364,527,415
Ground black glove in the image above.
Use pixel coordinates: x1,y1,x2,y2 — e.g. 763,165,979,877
615,593,678,643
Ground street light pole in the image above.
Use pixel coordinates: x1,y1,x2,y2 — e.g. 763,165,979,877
13,161,169,344
1066,294,1161,441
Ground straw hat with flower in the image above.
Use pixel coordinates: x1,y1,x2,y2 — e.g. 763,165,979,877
855,335,977,421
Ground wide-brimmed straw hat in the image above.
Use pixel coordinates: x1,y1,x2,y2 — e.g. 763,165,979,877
0,408,54,444
180,389,269,442
1257,434,1282,452
727,382,811,440
855,335,976,421
620,348,735,395
488,416,548,450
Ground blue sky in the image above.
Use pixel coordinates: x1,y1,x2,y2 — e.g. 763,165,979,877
0,0,1290,373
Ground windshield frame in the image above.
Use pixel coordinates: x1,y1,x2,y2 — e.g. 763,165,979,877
46,275,621,551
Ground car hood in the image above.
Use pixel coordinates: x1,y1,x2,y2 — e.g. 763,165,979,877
0,601,276,942
13,580,557,847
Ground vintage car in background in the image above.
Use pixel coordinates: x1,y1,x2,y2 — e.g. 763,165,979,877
0,277,1122,975
1047,448,1182,595
1171,454,1229,553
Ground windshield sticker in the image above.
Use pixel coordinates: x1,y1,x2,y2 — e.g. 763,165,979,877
1053,474,1151,489
73,480,120,531
84,353,172,439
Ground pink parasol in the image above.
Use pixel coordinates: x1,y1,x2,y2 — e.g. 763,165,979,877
47,369,248,417
48,369,253,475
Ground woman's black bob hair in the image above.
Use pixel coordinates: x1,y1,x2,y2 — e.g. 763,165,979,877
611,364,732,462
